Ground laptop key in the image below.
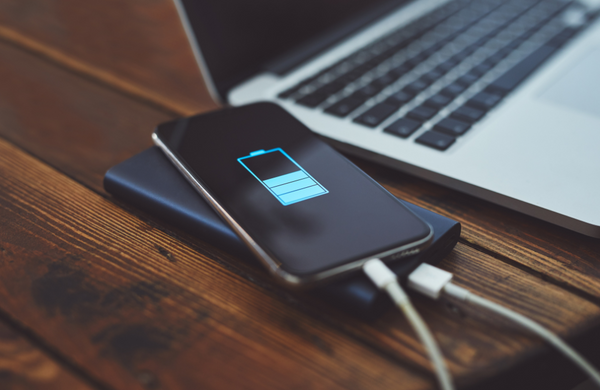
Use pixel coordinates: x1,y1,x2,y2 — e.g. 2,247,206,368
548,27,576,48
484,51,506,67
451,105,485,123
440,82,467,98
388,64,411,79
407,105,438,122
386,90,414,106
456,72,480,86
353,102,398,128
371,74,396,88
356,82,384,97
324,95,367,117
403,79,430,95
434,117,471,136
424,93,452,109
466,91,502,111
406,53,428,68
338,72,361,84
384,117,422,138
450,48,471,63
435,59,457,74
486,44,557,95
421,44,440,58
470,62,492,76
316,80,346,96
296,93,329,108
285,67,332,93
278,85,302,99
278,77,318,99
421,69,444,83
416,131,455,150
350,63,370,76
296,80,346,107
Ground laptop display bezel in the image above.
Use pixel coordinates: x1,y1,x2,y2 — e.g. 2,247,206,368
173,0,410,104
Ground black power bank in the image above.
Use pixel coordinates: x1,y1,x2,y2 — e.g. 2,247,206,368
104,147,460,319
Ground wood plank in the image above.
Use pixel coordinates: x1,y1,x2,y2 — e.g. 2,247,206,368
0,320,95,390
354,160,600,301
0,39,172,193
1,2,599,305
319,242,600,387
0,13,600,387
0,137,434,390
2,134,600,388
0,0,216,115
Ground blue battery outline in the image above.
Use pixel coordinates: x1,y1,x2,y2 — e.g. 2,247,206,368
238,148,328,206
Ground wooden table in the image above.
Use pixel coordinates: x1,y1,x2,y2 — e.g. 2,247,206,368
1,1,600,389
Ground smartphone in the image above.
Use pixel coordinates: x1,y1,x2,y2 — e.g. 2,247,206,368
153,102,432,287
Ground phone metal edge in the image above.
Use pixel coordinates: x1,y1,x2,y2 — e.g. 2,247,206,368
152,131,433,288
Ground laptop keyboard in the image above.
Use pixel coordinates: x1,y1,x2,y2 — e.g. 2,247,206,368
277,0,591,151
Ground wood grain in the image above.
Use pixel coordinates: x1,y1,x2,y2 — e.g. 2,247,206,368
323,242,600,387
356,159,600,301
0,138,437,390
0,0,216,115
1,130,600,389
0,320,94,390
0,4,600,388
1,0,598,307
0,39,171,193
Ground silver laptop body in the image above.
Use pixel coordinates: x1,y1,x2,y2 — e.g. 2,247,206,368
176,0,600,237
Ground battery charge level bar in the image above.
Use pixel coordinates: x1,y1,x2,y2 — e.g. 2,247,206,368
238,148,328,206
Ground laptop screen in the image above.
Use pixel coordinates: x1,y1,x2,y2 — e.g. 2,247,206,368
178,0,404,101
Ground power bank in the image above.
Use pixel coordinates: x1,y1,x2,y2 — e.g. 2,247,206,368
104,147,460,319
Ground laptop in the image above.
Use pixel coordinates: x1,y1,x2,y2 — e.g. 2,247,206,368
174,0,600,238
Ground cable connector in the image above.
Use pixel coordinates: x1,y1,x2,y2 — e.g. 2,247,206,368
406,263,600,387
363,259,454,390
408,263,453,299
363,258,398,289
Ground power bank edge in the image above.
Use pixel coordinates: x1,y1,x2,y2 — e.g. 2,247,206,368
104,147,461,319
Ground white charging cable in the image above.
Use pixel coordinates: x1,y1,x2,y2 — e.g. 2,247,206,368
363,259,455,390
408,263,600,388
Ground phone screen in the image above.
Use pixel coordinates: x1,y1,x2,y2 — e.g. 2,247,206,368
238,148,328,206
154,103,431,279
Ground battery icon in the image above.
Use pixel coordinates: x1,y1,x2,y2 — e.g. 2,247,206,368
238,148,328,206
